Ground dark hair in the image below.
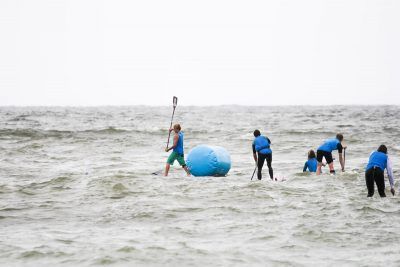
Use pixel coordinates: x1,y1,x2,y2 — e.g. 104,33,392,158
173,124,181,131
336,133,343,141
308,149,316,159
377,145,387,154
253,130,261,137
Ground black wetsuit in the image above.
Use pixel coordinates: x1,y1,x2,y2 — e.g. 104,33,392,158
252,138,273,180
365,167,386,197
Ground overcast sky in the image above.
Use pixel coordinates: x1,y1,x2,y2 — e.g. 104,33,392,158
0,0,399,106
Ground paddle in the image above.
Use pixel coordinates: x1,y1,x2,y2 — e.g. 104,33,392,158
251,165,257,180
166,96,178,150
152,170,163,176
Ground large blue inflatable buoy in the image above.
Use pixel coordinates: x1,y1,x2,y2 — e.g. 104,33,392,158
186,145,231,177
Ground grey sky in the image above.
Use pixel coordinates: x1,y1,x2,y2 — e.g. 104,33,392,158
1,0,399,106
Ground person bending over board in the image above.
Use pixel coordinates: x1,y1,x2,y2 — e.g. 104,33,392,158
164,124,190,176
303,150,318,172
252,130,274,180
316,133,346,175
365,145,395,197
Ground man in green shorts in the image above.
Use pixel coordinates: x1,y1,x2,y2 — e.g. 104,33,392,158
164,124,190,176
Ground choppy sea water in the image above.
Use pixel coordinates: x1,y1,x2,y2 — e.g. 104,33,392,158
0,106,399,266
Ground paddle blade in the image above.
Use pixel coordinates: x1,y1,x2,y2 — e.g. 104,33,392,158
173,96,178,107
152,170,163,176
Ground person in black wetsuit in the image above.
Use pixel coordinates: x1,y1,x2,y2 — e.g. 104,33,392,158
365,145,395,197
252,130,274,180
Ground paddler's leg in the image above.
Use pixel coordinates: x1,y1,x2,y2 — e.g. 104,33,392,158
316,163,322,175
266,153,273,180
325,152,335,174
328,163,335,174
365,168,375,197
374,168,386,197
164,163,171,176
257,152,266,180
165,152,177,176
177,154,190,176
316,150,324,175
183,166,190,176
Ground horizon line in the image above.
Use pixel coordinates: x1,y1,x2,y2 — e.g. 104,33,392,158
0,104,399,108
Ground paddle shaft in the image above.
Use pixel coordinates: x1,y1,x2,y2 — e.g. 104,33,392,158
251,165,257,180
166,106,176,149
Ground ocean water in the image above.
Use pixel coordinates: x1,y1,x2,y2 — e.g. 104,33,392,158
0,106,399,266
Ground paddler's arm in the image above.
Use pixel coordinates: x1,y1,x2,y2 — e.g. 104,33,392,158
338,143,345,171
165,134,178,152
303,162,308,172
387,157,395,195
252,144,257,163
338,153,345,171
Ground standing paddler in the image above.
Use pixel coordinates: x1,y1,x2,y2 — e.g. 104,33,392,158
252,130,274,180
164,123,190,176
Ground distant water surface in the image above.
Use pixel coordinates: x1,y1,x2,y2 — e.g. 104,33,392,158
0,106,399,266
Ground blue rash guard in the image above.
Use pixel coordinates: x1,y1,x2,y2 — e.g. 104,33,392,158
318,138,341,153
303,158,318,172
366,151,387,172
173,132,184,155
252,136,272,155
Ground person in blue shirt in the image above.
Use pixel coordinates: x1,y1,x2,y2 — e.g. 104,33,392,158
365,145,395,197
316,133,346,175
252,130,274,180
303,150,318,172
164,124,190,176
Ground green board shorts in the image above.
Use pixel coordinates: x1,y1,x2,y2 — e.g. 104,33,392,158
167,151,186,167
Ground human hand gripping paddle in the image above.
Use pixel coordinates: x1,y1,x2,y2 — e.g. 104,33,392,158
165,96,178,151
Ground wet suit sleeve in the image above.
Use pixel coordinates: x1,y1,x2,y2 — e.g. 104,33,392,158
387,157,394,188
303,162,308,172
252,143,256,154
337,143,343,153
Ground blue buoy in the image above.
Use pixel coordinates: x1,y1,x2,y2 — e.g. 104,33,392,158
186,145,231,177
